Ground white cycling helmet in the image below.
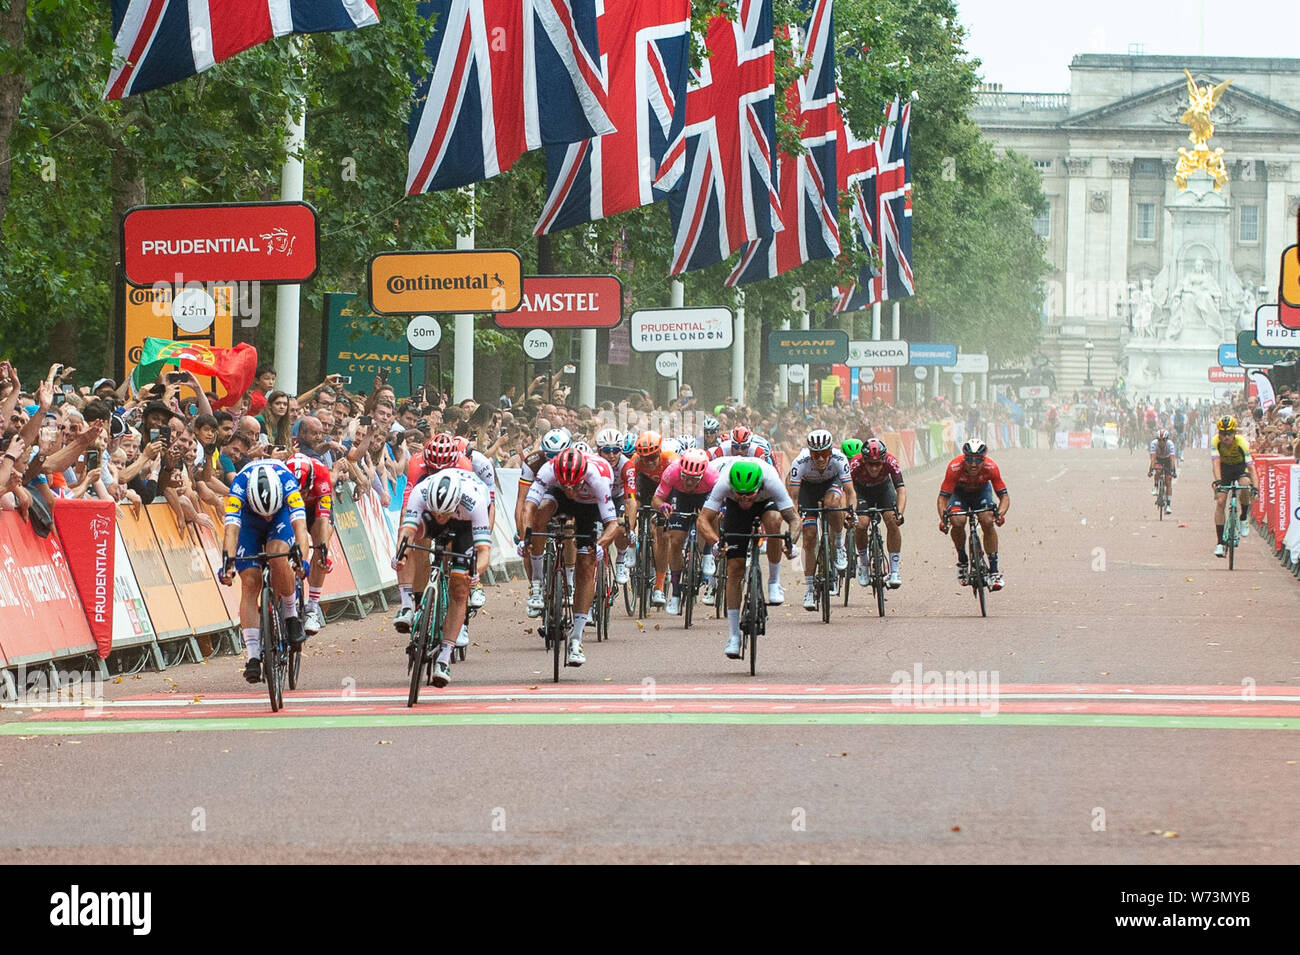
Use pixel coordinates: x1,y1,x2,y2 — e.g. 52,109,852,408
595,427,622,451
806,428,833,452
663,437,682,454
702,415,720,433
541,428,572,458
429,469,469,516
245,463,284,519
962,437,987,457
571,440,591,456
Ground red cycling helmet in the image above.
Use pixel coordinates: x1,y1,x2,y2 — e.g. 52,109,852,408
553,448,588,486
864,438,887,461
287,453,314,487
423,433,459,470
451,435,470,455
680,448,709,478
731,425,753,448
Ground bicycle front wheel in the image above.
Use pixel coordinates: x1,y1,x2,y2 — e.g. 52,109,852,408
260,591,283,712
842,533,855,607
820,528,832,625
288,645,302,690
746,561,762,676
684,543,697,630
407,604,432,707
550,563,565,682
872,538,887,619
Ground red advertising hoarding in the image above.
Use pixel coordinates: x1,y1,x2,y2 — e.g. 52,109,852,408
122,201,319,286
1208,365,1245,383
493,275,623,328
52,499,116,659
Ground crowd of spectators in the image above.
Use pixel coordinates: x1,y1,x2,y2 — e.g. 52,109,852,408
2,356,1293,543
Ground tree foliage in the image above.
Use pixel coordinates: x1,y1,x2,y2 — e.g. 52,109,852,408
0,0,1046,392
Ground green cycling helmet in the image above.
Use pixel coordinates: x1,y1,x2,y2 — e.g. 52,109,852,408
729,460,763,494
841,438,863,459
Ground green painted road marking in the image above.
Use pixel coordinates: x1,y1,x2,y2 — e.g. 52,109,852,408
3,712,1300,735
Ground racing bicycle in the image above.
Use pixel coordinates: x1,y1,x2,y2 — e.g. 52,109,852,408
1218,480,1256,571
233,548,305,713
801,506,849,624
856,506,895,618
946,504,997,617
527,519,581,682
397,534,474,706
728,526,791,676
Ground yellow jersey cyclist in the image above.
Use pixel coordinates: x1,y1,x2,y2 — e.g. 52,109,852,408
1210,415,1258,558
218,460,312,684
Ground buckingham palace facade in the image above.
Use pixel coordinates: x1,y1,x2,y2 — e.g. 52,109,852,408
972,54,1300,394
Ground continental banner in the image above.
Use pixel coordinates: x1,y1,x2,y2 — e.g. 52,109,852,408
116,504,190,640
0,511,96,666
331,483,386,596
112,527,157,649
146,504,234,636
52,499,117,659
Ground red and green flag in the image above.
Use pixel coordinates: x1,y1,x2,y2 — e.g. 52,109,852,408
130,338,257,410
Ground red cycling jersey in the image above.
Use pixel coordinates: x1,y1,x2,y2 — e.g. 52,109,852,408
939,457,1007,496
849,452,905,488
298,457,334,518
402,452,471,509
633,450,679,483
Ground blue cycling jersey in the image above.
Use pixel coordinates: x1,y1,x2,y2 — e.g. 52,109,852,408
224,459,307,528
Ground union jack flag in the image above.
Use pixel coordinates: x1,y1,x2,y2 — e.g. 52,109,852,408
105,0,379,100
877,96,914,300
830,94,880,312
407,0,613,195
535,1,691,235
654,0,779,276
728,0,837,286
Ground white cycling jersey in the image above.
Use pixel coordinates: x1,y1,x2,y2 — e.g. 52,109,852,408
788,448,852,486
467,448,497,497
402,470,493,547
525,454,617,524
702,458,793,512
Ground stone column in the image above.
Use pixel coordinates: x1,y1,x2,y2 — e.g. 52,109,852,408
1065,157,1090,322
1264,161,1291,293
1108,159,1131,320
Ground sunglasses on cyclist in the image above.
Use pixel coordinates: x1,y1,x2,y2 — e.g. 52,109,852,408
597,445,621,454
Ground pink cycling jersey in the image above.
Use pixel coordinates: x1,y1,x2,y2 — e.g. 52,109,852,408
653,459,719,501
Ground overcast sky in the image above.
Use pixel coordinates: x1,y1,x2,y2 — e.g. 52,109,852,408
955,0,1300,91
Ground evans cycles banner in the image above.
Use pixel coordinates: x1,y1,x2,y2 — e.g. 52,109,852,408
123,202,319,285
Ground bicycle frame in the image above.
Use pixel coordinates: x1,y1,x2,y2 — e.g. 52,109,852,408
238,549,303,713
801,506,849,624
947,504,996,617
725,528,790,675
856,507,895,617
1218,480,1253,570
396,536,473,706
526,520,584,682
670,510,703,630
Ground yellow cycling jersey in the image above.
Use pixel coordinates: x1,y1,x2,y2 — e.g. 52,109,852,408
1211,434,1252,467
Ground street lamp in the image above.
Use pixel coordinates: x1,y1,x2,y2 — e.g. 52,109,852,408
1083,340,1095,387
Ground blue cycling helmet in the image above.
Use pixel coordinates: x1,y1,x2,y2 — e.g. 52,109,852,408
621,432,637,455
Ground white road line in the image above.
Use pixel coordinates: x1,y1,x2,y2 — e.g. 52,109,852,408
1045,467,1068,483
34,690,1300,709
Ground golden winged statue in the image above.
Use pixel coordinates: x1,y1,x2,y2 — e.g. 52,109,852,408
1175,70,1232,190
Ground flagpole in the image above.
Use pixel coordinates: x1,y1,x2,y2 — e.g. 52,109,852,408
732,289,745,405
778,317,789,406
273,38,306,394
671,279,684,400
891,301,900,339
871,301,881,341
454,188,475,404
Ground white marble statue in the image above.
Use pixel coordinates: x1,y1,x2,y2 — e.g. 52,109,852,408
1165,258,1222,342
1131,288,1156,339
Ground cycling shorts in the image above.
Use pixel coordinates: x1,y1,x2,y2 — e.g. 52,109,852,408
667,490,709,532
234,511,295,574
945,482,997,515
1219,462,1248,487
855,481,898,512
546,495,602,548
417,517,476,573
721,498,780,560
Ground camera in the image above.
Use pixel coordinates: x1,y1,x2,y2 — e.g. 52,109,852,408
85,450,100,471
166,372,186,384
337,375,352,385
358,415,372,427
158,426,172,445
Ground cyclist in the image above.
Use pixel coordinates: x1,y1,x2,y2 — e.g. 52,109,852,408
394,434,486,653
631,430,679,607
395,469,492,688
706,424,771,462
450,434,497,609
698,459,798,658
786,429,855,611
521,447,619,666
936,438,1010,591
650,448,719,615
285,453,334,635
517,428,572,617
1147,428,1177,514
847,437,907,588
700,416,723,452
1211,415,1257,558
1172,405,1187,461
218,460,312,684
595,426,637,584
